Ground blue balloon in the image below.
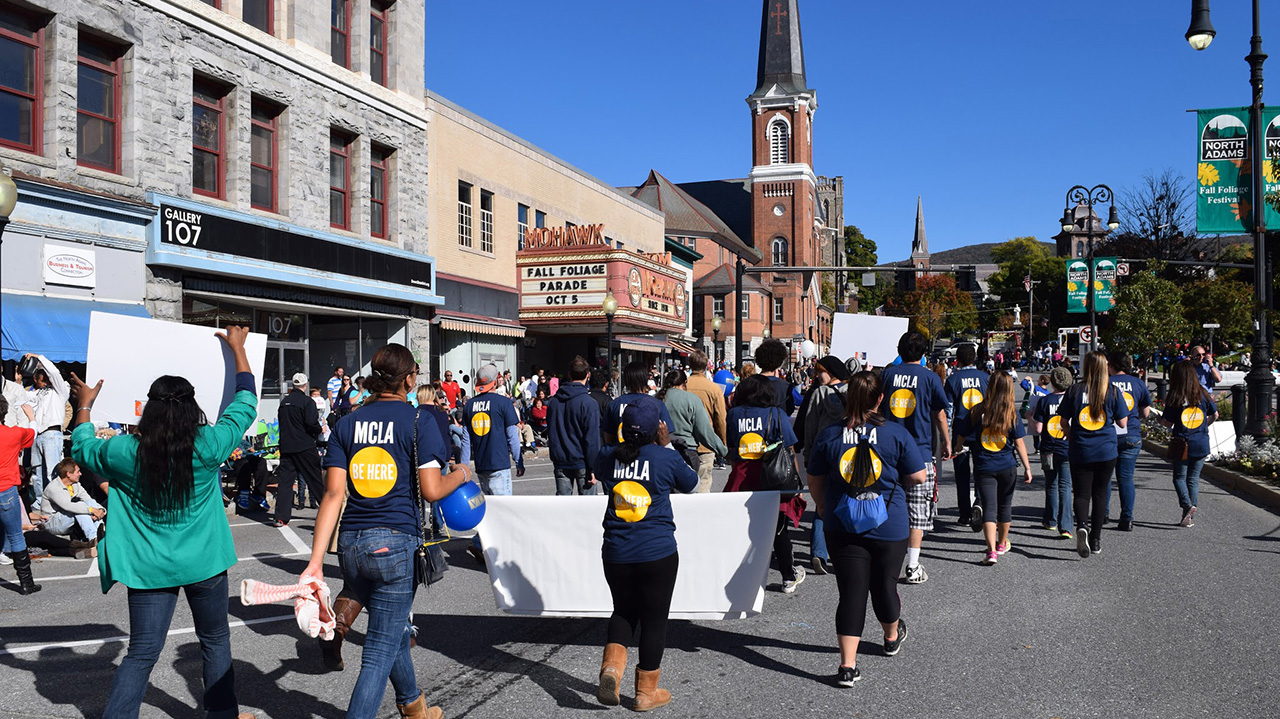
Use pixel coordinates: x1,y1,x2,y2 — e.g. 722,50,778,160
439,481,486,531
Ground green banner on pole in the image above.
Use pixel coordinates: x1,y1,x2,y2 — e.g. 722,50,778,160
1196,107,1280,233
1067,259,1088,313
1093,257,1117,312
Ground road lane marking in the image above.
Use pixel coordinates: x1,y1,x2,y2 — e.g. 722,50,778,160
16,551,309,583
0,615,296,656
278,522,312,555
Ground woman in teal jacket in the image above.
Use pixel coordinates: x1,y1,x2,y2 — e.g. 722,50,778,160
71,327,257,719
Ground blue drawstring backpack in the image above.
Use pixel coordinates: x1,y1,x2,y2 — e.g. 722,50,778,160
834,438,895,534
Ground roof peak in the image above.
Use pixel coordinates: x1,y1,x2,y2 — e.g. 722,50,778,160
912,195,929,257
751,0,809,98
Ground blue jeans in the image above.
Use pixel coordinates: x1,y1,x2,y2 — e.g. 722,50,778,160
103,572,239,719
0,486,27,553
811,516,828,562
473,469,511,551
338,527,420,718
1042,453,1073,530
30,429,63,506
554,466,599,496
952,447,975,516
1172,456,1206,510
1108,436,1142,521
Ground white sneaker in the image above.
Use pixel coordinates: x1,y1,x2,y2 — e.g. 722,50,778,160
781,565,806,593
0,553,10,566
903,564,929,584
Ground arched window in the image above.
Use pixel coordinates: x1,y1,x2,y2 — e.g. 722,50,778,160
772,237,788,266
769,119,789,164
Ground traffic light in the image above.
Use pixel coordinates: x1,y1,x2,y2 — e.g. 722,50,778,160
957,266,978,292
896,267,916,292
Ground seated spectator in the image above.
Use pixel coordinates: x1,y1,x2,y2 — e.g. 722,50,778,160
39,458,104,545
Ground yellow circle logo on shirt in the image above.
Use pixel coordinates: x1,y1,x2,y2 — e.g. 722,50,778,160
617,422,626,444
349,446,397,498
1181,406,1206,429
471,412,491,437
961,388,984,410
980,430,1008,452
1077,408,1106,431
1122,391,1135,411
739,432,766,460
889,389,917,418
1047,415,1065,439
611,480,652,522
839,446,883,489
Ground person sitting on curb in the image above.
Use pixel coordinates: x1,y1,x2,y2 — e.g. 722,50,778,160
39,458,105,556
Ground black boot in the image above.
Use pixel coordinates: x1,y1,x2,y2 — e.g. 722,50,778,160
10,551,41,595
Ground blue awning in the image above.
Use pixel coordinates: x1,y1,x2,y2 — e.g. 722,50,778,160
1,295,151,362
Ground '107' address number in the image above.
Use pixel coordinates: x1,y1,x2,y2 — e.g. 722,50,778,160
162,207,203,247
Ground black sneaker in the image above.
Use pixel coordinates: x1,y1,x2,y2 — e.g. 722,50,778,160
836,665,861,687
1076,527,1091,558
969,505,984,532
811,556,829,575
1117,519,1133,532
883,618,908,656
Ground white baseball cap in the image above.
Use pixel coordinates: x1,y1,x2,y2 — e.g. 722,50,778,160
292,373,308,387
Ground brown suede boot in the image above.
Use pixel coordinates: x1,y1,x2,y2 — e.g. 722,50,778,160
632,668,670,712
597,643,628,706
396,692,443,719
319,595,362,671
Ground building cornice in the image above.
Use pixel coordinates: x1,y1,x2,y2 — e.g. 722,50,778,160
748,163,818,188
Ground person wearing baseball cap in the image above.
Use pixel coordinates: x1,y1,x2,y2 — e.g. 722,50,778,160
274,372,323,527
462,364,523,564
794,355,851,574
592,402,698,711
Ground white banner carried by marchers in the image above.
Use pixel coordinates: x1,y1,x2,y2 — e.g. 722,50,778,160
475,492,783,619
85,312,268,426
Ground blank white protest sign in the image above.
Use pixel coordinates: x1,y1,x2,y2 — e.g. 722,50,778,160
830,313,910,368
85,312,267,426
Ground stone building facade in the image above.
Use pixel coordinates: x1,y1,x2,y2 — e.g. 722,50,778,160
0,0,440,410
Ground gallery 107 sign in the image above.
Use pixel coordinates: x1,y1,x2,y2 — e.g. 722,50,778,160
1196,107,1280,234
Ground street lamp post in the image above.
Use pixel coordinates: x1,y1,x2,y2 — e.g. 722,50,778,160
712,315,723,366
603,291,618,379
0,164,18,354
1187,0,1275,437
1061,186,1119,356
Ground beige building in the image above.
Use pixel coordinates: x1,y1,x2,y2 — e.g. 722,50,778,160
424,91,688,380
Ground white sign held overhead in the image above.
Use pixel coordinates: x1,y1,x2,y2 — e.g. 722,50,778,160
830,313,910,368
86,313,268,425
43,244,96,289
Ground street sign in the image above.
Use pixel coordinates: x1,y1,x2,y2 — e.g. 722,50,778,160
1203,323,1221,329
1117,262,1130,277
862,272,876,287
1079,326,1093,343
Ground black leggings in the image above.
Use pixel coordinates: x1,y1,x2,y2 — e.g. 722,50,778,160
1072,458,1117,538
975,467,1017,523
774,512,797,581
603,552,679,671
825,531,908,637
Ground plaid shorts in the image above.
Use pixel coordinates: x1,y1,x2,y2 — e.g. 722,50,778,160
907,461,938,531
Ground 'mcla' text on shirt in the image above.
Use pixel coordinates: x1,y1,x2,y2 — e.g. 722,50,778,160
737,415,763,433
353,421,395,444
614,460,651,482
891,374,918,389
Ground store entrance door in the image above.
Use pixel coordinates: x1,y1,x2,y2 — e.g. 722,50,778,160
264,340,309,397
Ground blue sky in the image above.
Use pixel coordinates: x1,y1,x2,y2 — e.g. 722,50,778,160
425,1,1269,263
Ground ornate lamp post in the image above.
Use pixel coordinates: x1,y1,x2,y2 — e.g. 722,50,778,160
711,315,723,366
1061,186,1119,356
603,291,618,376
1186,0,1275,437
0,163,19,353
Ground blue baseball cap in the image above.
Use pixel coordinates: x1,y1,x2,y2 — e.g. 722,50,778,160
621,401,660,442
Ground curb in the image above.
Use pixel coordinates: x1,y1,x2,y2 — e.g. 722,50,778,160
1143,439,1280,514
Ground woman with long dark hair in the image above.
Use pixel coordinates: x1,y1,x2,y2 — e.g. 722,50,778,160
807,371,926,686
593,402,698,710
724,374,806,593
70,327,257,719
1057,351,1128,558
606,362,674,445
1159,360,1218,527
302,344,473,719
954,372,1032,564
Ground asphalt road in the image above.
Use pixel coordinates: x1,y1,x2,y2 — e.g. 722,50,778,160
2,444,1278,719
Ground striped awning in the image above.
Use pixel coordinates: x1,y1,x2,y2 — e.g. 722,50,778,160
617,336,670,353
437,311,526,338
669,338,699,355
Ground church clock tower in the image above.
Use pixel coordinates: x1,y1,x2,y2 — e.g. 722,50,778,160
748,0,818,348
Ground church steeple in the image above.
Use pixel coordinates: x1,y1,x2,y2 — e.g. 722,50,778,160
912,196,929,257
751,0,809,98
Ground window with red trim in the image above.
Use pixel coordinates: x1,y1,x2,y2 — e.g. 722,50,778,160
0,7,43,153
77,35,124,174
192,77,228,198
370,0,391,86
370,145,391,238
244,0,272,34
250,99,280,212
198,0,221,8
331,0,350,68
330,130,353,229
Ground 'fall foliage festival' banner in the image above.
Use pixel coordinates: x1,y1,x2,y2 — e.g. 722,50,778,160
1196,107,1280,233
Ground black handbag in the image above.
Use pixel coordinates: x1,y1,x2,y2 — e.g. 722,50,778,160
411,411,449,587
758,408,801,492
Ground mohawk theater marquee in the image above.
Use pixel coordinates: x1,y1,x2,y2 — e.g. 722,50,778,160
517,224,687,336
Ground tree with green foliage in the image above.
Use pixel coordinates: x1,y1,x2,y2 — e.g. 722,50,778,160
843,225,887,311
1182,279,1253,351
884,273,977,340
983,236,1067,343
1110,267,1192,356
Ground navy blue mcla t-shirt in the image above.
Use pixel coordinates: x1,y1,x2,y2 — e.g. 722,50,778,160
807,421,925,542
955,408,1026,474
1056,386,1127,463
1109,373,1152,439
1163,394,1218,458
593,443,698,563
879,362,948,461
945,367,989,434
1032,391,1068,458
326,401,450,537
464,392,520,472
606,393,674,446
